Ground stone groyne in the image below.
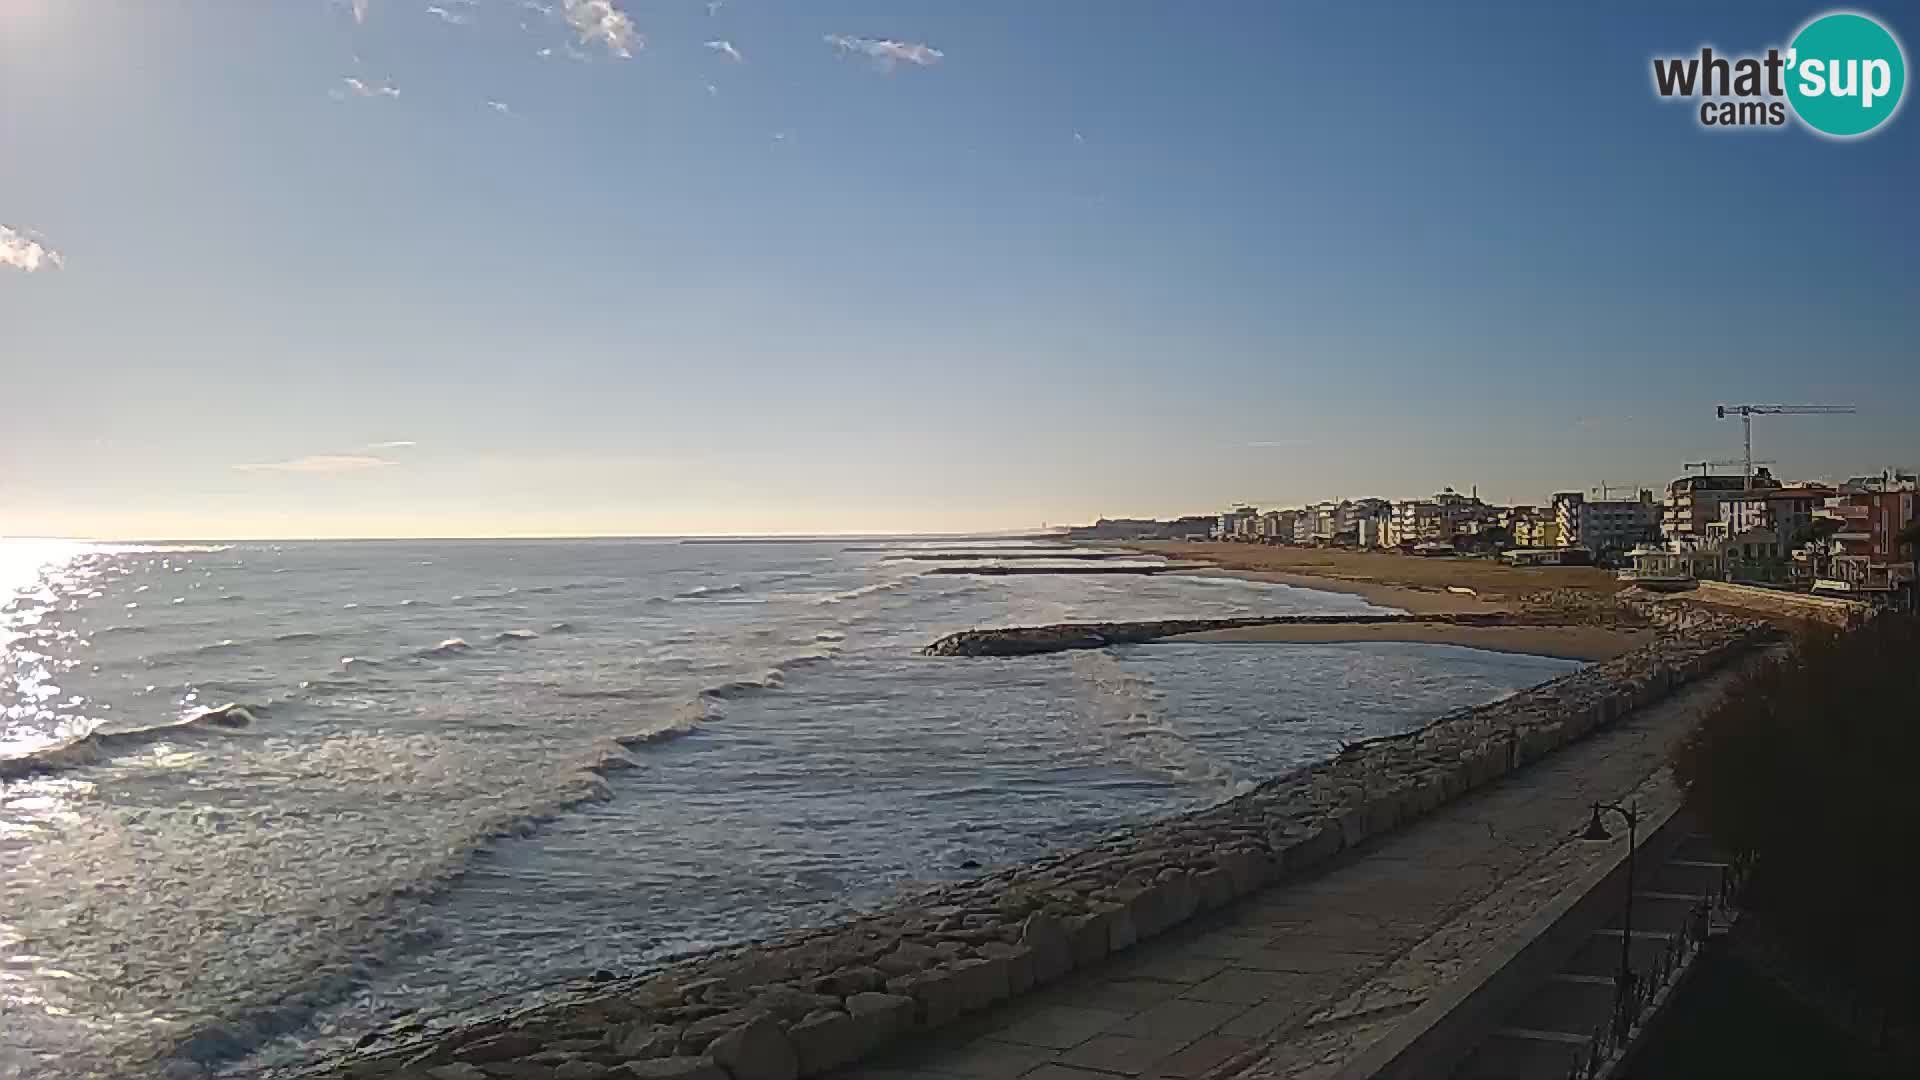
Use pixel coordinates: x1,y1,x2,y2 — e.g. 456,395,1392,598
922,613,1518,657
309,613,1770,1080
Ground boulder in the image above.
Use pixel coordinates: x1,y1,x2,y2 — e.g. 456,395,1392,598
784,1011,863,1077
977,941,1035,995
453,1034,542,1064
707,1015,799,1080
615,1024,682,1060
621,1057,729,1080
1019,913,1072,985
1065,908,1112,968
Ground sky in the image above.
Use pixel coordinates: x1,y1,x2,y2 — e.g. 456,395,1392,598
1,1,1915,539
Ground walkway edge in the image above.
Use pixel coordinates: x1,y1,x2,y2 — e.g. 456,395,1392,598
1325,801,1691,1080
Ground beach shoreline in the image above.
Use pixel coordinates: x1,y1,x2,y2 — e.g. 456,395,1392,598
1170,620,1643,662
1103,541,1637,659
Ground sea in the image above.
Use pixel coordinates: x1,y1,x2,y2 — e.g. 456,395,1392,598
0,538,1579,1078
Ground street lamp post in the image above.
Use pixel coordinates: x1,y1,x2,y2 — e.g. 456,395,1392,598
1582,801,1640,1039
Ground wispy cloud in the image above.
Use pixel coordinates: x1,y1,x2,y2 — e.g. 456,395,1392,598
521,0,555,14
1245,439,1310,449
234,455,399,475
705,39,742,63
561,0,638,58
825,34,943,70
486,100,514,115
706,0,723,14
1,225,63,273
365,440,419,450
425,5,471,25
332,76,401,100
340,0,371,24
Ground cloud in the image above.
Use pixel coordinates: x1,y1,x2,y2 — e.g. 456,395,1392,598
339,0,371,24
521,0,555,14
337,76,401,99
706,0,722,14
561,0,639,58
425,5,471,24
365,440,419,449
1245,440,1310,449
486,100,514,115
1,225,63,272
705,39,742,63
234,455,398,475
825,34,943,70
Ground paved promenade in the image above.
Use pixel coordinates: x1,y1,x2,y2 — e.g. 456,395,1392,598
832,654,1754,1080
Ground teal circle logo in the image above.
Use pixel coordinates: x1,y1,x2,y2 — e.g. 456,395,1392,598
1786,11,1906,137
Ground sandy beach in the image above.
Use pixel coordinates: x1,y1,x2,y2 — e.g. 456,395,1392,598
1107,541,1638,659
1171,620,1644,661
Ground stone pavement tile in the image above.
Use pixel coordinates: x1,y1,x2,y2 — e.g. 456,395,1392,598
919,1038,1056,1080
1114,948,1233,987
1178,969,1292,1006
1019,1066,1118,1080
1145,1035,1256,1079
1232,944,1385,975
992,1005,1130,1050
1127,999,1245,1045
839,1069,954,1080
1057,1034,1189,1076
1178,931,1277,961
1044,977,1185,1016
1217,999,1314,1040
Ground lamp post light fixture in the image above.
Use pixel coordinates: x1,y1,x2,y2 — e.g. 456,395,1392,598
1582,801,1641,1039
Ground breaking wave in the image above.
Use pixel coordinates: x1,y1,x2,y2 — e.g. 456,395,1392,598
676,583,747,600
0,703,260,781
414,638,473,659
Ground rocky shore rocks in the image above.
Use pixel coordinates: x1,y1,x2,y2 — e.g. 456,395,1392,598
921,613,1516,657
300,610,1770,1080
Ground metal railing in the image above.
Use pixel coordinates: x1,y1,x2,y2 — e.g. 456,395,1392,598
1564,854,1751,1080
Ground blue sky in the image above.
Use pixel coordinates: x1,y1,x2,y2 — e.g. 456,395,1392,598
1,1,1914,538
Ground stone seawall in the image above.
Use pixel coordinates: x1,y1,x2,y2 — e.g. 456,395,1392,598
310,614,1772,1080
1689,580,1868,628
922,614,1517,657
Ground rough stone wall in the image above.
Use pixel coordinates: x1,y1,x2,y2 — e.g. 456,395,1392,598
1689,581,1867,628
311,614,1772,1080
922,613,1516,657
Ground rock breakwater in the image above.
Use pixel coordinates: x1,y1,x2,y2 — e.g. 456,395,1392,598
922,613,1515,657
302,612,1771,1080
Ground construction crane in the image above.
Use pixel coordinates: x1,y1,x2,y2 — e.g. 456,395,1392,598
1715,404,1858,486
1589,482,1645,500
1683,457,1776,477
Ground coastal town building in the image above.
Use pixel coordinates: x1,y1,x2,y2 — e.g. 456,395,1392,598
1813,472,1918,596
1509,507,1561,550
1214,505,1260,540
1662,469,1777,549
1717,485,1832,553
1392,500,1443,545
1259,509,1299,541
1552,489,1657,561
1349,499,1392,547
